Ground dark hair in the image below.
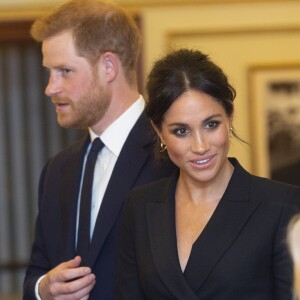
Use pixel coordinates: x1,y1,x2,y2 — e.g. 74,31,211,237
145,48,236,130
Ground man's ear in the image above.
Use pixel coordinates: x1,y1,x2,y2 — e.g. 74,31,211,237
100,52,118,82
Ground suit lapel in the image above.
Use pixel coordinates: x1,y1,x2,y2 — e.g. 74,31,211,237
59,136,89,260
184,159,262,292
147,173,200,299
87,114,154,267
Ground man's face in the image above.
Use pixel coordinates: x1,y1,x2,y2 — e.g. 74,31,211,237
42,30,111,129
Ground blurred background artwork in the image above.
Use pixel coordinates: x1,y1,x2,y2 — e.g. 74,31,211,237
249,66,300,186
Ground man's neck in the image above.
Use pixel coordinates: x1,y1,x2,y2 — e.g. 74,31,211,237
91,89,140,135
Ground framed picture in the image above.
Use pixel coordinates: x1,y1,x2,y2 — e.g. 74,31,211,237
249,65,300,186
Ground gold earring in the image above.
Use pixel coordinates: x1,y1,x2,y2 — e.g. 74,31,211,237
160,142,167,152
229,127,233,138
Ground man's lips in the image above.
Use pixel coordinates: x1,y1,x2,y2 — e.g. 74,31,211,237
54,102,68,106
52,102,70,111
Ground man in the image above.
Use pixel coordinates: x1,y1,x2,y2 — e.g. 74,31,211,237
23,1,175,299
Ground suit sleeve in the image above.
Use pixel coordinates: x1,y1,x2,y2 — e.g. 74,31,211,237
23,162,53,300
273,185,300,300
115,196,146,300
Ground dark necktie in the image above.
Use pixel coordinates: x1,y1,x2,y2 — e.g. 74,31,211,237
77,138,104,266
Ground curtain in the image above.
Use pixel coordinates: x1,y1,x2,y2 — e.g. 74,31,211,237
0,41,83,293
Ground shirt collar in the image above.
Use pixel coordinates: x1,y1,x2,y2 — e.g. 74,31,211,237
89,95,145,156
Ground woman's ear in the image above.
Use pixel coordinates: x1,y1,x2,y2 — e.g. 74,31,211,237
100,52,118,82
151,121,164,142
229,115,233,129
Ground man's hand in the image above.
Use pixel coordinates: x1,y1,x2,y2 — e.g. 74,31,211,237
39,256,96,300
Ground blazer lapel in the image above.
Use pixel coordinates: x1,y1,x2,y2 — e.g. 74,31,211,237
184,159,262,293
87,114,154,267
59,136,89,260
147,173,200,300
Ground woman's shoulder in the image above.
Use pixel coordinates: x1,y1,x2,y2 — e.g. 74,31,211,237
251,171,300,194
246,172,300,216
123,176,175,216
129,175,174,198
231,157,300,207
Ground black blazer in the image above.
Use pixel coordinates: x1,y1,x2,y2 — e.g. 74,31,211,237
116,158,300,300
23,113,176,300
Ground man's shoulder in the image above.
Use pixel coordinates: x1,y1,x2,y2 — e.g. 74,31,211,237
52,136,87,159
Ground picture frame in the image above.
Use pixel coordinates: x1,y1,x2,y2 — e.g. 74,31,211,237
248,65,300,186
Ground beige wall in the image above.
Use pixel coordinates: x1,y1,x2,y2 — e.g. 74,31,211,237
1,0,300,175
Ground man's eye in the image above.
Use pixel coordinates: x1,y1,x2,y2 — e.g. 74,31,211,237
61,68,71,75
59,68,71,76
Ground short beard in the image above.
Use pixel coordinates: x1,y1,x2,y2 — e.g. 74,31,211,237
55,76,111,129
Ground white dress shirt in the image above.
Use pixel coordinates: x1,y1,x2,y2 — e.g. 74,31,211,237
80,95,145,239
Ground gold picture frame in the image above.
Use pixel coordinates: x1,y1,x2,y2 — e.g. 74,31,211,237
249,64,300,186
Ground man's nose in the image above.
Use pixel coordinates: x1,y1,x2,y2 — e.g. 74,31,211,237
45,73,62,97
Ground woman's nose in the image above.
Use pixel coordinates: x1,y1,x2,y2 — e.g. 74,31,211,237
191,133,210,154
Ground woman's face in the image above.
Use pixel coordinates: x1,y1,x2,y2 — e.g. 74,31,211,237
156,90,232,185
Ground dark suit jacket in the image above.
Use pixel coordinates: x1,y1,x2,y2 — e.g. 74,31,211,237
23,113,176,300
116,158,300,300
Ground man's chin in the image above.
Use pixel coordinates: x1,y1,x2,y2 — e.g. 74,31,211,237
57,118,75,129
58,119,90,129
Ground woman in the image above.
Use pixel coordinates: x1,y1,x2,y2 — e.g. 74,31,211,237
116,49,300,299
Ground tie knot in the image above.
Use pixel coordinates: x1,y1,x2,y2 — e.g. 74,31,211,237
90,138,104,153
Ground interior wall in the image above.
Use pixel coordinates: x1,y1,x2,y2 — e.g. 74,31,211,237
141,1,300,175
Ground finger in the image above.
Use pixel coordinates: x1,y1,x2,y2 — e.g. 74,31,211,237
66,274,96,298
53,273,96,297
51,266,92,283
56,256,81,271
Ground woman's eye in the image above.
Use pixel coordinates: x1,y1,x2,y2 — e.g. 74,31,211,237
205,121,220,129
174,127,189,136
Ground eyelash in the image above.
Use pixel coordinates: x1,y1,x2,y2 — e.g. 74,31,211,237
172,121,221,137
61,68,71,75
172,127,190,137
205,120,221,129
